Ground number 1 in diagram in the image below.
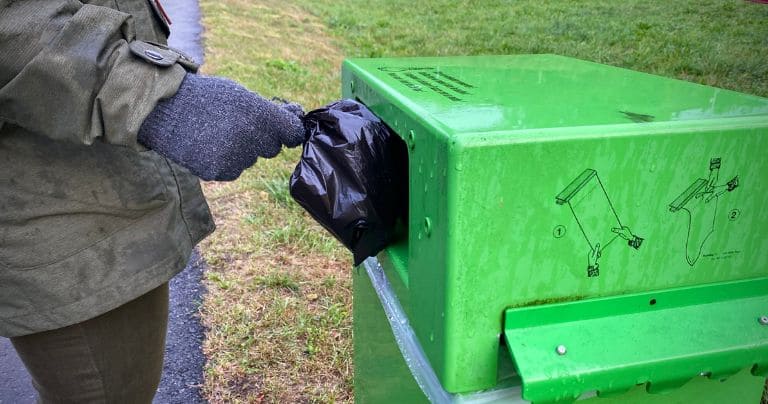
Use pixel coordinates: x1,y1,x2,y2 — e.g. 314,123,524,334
556,169,644,277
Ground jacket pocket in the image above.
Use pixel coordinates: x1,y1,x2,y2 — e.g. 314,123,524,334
0,131,170,269
164,159,216,243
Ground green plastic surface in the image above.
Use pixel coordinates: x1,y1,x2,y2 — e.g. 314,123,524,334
353,266,428,403
343,55,768,393
354,259,767,404
504,277,768,403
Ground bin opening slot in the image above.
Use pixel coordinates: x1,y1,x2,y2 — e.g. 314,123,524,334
354,97,410,283
387,122,410,240
375,123,410,287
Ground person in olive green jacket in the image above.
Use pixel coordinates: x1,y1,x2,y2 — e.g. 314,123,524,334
0,1,305,402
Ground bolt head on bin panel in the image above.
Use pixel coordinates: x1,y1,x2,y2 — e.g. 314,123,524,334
343,55,768,394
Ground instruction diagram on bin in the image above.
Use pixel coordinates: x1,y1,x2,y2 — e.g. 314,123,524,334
668,157,739,266
556,169,644,277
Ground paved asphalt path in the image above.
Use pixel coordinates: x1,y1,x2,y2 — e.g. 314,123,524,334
0,338,34,404
0,2,208,403
154,250,208,404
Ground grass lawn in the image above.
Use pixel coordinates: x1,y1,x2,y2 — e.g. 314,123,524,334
197,0,768,402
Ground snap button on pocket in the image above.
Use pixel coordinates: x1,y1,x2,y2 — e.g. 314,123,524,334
145,50,164,61
129,41,199,72
129,41,178,67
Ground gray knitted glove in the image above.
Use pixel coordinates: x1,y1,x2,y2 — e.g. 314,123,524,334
138,74,306,181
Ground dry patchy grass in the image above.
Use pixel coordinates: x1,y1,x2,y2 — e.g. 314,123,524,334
198,0,768,401
764,379,768,404
201,0,343,107
199,160,353,403
198,0,351,402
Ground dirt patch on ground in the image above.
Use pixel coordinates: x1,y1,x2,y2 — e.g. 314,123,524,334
200,181,352,403
197,0,352,402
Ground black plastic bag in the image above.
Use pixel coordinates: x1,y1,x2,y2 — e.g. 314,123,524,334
290,99,408,265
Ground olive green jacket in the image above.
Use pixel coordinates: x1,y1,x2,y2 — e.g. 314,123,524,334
0,0,215,337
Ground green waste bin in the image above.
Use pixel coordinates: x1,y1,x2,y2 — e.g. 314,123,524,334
346,55,768,403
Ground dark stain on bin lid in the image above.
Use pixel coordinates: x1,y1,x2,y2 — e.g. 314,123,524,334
620,110,655,123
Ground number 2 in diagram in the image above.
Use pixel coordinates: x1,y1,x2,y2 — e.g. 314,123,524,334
556,169,644,278
668,157,739,266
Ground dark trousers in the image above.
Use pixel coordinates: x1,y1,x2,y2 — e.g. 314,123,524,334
10,283,169,404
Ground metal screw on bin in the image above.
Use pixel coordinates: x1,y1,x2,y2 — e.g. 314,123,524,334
759,315,768,325
556,345,567,356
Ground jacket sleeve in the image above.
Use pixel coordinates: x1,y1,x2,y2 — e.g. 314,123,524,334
0,0,190,149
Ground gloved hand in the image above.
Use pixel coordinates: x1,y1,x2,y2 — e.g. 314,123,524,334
138,74,306,181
